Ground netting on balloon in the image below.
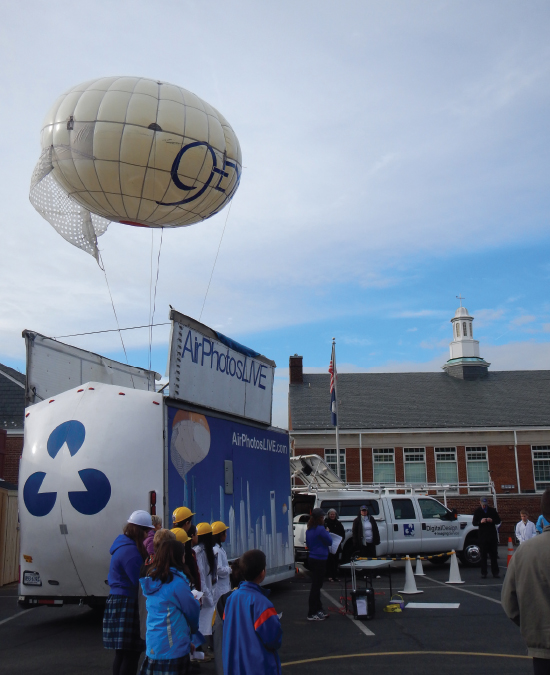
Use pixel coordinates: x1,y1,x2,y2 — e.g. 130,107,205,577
29,148,110,262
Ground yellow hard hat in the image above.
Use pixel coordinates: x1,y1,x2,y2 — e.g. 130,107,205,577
172,507,195,524
196,522,213,536
171,527,190,544
211,521,229,535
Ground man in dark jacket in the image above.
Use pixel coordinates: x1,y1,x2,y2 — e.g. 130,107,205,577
352,505,380,558
472,497,501,579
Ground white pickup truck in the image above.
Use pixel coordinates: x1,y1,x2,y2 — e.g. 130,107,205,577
291,455,482,566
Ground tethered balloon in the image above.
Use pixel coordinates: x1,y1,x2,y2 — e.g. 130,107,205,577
30,76,242,261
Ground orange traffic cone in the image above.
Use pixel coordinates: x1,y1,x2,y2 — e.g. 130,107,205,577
507,537,514,567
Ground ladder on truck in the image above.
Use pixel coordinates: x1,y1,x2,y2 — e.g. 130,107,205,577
290,454,498,508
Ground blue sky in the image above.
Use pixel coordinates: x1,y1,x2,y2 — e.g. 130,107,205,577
1,1,549,428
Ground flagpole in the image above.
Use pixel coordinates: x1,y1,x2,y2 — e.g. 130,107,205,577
332,337,340,461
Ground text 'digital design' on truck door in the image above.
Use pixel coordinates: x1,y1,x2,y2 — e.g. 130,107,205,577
166,404,293,575
417,498,461,552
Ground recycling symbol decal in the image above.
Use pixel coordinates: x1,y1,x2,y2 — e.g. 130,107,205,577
23,420,111,517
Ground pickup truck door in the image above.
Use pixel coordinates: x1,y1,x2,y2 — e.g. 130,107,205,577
389,497,422,555
417,498,461,552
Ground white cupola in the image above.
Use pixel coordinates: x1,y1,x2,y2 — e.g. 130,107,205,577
443,297,490,379
450,305,478,359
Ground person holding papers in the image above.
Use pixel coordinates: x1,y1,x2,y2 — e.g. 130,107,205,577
325,509,345,582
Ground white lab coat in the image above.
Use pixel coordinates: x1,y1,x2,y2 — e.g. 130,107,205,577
516,520,537,544
213,544,231,604
194,543,216,635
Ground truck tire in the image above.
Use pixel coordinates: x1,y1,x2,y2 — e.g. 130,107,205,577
459,536,481,567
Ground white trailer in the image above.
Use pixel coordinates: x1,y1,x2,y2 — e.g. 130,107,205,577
18,330,294,609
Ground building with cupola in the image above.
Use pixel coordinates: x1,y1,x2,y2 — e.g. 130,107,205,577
288,301,550,538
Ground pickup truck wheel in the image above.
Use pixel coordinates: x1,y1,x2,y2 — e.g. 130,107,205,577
429,554,449,565
459,540,481,567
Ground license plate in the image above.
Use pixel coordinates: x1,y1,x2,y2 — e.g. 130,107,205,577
23,571,42,586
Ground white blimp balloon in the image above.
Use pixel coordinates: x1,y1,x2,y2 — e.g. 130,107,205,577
30,76,242,260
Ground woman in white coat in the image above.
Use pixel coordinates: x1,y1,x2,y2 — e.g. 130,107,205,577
193,522,217,638
212,521,231,604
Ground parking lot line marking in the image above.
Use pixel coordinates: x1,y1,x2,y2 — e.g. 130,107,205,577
320,590,375,636
423,576,501,605
281,650,530,667
0,610,34,627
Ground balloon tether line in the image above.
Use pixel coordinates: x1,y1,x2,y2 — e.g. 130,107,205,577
199,200,233,322
148,229,154,375
148,228,164,378
98,251,136,389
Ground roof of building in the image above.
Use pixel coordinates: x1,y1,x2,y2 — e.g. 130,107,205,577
289,371,550,431
0,364,25,431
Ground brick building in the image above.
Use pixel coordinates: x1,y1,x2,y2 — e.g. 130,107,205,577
288,304,550,539
0,364,25,485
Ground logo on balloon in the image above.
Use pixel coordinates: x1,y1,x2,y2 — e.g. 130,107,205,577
157,141,241,207
23,420,111,518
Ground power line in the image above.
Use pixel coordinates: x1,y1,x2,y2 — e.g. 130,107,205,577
52,322,171,339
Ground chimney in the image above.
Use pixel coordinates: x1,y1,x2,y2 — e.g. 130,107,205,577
289,354,303,384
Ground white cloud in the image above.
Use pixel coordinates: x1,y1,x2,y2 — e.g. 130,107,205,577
406,327,418,332
473,308,506,326
511,315,537,327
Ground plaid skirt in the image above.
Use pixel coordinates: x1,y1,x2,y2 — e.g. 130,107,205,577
103,594,144,651
139,655,190,675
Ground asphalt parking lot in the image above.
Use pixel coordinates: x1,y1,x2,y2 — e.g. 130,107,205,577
0,549,531,675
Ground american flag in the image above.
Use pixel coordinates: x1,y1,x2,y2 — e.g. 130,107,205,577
329,343,337,426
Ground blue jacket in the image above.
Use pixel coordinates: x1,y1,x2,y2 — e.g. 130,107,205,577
140,568,200,660
222,582,282,675
306,525,332,560
108,534,143,597
536,515,550,534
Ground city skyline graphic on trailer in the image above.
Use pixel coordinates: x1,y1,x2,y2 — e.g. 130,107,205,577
167,406,293,569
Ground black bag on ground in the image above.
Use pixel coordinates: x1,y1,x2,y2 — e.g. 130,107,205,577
350,588,375,620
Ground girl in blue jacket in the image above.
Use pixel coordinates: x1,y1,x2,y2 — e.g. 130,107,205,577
140,539,200,675
103,510,155,675
305,508,332,621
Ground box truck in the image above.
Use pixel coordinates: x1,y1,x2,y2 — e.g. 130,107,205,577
18,315,294,608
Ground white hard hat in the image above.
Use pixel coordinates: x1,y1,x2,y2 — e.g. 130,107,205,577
127,510,154,528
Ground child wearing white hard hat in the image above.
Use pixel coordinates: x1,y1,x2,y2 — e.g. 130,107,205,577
103,510,154,675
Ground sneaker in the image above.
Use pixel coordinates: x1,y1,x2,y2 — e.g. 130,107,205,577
320,611,329,619
307,612,326,621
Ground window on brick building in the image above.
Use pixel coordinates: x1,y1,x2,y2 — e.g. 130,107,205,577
404,447,426,483
373,448,395,483
325,448,346,482
532,447,550,492
435,448,458,484
466,447,489,491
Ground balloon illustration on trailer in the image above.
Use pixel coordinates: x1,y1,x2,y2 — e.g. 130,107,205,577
170,411,211,481
29,76,242,261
